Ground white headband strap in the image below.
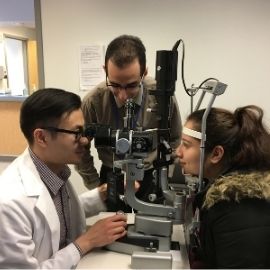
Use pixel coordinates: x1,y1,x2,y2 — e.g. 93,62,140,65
182,126,206,141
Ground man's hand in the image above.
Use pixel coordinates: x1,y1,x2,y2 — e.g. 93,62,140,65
134,180,140,192
124,179,140,192
74,214,127,255
98,183,107,201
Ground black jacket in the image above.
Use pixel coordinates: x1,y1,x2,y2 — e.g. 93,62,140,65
200,171,270,268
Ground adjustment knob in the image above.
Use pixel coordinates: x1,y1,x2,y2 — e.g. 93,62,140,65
115,138,130,155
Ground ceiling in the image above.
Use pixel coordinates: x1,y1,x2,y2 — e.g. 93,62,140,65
0,0,35,28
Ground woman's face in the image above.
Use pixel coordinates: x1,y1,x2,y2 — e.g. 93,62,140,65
176,120,224,180
176,121,201,176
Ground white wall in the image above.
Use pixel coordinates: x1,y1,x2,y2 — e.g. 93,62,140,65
39,0,270,193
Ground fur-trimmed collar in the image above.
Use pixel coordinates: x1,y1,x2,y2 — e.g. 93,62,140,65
203,171,270,209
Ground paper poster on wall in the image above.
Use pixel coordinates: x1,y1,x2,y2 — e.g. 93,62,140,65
79,44,105,91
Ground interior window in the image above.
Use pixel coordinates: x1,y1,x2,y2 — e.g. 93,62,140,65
4,36,28,95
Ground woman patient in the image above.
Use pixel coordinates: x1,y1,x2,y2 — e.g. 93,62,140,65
176,105,270,268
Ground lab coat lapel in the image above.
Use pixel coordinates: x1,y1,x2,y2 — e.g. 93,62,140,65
18,149,60,253
35,190,60,253
66,181,86,242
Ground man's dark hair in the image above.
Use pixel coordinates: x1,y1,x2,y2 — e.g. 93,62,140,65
105,35,146,76
20,88,81,144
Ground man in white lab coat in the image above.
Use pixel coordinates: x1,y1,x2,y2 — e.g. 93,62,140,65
0,88,127,269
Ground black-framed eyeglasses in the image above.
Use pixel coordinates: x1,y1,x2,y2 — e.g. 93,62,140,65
106,76,144,92
40,127,85,141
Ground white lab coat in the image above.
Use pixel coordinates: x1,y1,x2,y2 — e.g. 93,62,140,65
0,148,106,269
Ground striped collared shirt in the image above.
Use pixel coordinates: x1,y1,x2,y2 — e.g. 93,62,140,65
29,148,71,249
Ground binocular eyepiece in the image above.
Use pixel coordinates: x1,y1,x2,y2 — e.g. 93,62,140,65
84,124,157,156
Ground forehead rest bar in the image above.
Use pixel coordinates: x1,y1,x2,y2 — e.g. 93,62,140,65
182,126,206,141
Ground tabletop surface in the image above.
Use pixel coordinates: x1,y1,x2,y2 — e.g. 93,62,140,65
76,212,190,269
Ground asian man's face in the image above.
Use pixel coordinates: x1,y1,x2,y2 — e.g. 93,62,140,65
42,109,89,172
